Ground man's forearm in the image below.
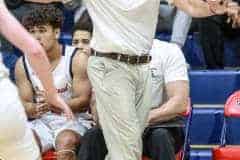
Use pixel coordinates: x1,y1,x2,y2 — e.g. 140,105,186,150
149,110,177,123
148,96,188,124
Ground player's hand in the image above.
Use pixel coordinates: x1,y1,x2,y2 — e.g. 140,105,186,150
28,102,50,119
35,103,50,117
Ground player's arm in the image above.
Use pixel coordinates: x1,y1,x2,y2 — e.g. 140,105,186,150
148,80,189,124
0,2,73,119
89,91,100,126
68,51,91,113
15,58,48,119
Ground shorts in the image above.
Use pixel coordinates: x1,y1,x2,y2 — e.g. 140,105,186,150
30,112,92,152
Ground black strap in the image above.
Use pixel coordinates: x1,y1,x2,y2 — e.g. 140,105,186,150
22,56,36,102
69,48,78,79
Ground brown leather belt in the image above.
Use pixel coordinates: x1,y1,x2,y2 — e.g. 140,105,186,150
91,50,152,65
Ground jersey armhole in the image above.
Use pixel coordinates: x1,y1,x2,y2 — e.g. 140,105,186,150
22,56,36,101
69,48,79,79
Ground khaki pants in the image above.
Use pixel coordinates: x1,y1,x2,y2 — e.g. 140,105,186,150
87,56,152,160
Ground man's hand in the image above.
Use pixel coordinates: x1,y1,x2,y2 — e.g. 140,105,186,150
207,0,229,15
207,0,240,27
147,109,158,126
226,2,240,27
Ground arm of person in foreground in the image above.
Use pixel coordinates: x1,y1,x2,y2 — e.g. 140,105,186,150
15,58,50,119
0,1,73,119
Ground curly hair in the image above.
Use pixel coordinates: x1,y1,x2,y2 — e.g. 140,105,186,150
21,4,64,30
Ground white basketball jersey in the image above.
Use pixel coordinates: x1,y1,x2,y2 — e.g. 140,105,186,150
23,45,78,102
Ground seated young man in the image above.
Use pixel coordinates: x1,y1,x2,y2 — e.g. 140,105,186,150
14,5,92,160
77,39,189,160
72,10,92,54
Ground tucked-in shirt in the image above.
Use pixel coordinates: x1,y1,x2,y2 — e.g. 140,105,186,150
84,0,172,55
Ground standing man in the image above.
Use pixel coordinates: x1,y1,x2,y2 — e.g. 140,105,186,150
72,1,230,160
78,39,189,160
0,1,73,160
19,0,240,160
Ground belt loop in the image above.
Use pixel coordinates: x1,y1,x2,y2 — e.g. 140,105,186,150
147,55,151,63
94,50,97,56
127,56,130,64
137,56,140,64
117,54,121,61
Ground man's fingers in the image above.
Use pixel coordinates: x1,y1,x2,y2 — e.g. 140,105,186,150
63,111,75,120
36,103,49,111
223,0,240,28
63,106,75,120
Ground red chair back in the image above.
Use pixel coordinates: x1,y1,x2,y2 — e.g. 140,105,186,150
213,90,240,160
224,90,240,118
213,146,240,160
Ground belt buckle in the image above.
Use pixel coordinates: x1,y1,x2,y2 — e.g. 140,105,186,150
127,56,131,64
